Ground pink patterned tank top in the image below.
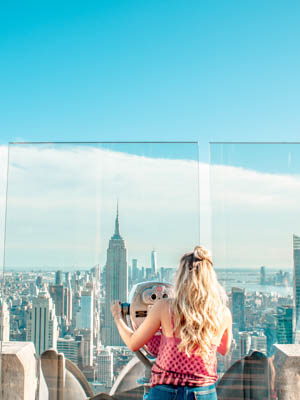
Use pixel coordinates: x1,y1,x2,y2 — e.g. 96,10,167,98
147,311,218,387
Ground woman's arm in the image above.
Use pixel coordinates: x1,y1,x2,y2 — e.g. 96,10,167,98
111,299,162,352
217,307,233,356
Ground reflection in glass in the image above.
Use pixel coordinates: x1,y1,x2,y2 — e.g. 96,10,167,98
0,145,8,375
2,142,199,395
210,143,300,398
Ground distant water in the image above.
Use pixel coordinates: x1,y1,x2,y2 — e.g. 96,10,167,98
216,269,293,296
222,282,292,296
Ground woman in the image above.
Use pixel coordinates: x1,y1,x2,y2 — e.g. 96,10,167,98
111,246,232,399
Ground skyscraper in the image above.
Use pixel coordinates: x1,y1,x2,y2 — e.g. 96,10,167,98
260,266,266,285
239,331,251,358
132,259,138,281
64,285,72,326
96,347,114,387
276,305,293,344
65,271,71,286
78,287,93,331
72,284,94,366
55,270,63,285
103,206,128,346
74,328,93,367
293,234,300,343
151,249,157,275
251,331,267,354
57,335,82,366
49,284,64,318
26,288,58,356
232,287,245,333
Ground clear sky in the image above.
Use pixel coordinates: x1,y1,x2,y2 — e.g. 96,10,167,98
1,2,300,274
1,1,300,162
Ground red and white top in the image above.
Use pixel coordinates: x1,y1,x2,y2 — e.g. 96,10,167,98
147,311,218,387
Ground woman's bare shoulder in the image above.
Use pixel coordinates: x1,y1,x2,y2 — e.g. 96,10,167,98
222,306,232,324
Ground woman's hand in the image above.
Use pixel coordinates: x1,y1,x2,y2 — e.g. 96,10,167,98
111,300,122,321
110,298,163,352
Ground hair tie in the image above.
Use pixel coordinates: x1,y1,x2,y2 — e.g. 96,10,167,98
189,254,213,271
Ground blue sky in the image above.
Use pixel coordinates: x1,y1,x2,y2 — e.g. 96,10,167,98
1,1,300,162
210,143,300,173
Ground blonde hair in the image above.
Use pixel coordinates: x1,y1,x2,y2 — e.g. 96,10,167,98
172,246,227,360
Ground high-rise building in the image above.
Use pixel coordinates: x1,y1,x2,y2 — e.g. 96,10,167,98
132,259,138,281
140,267,145,281
65,272,71,287
91,264,101,283
74,328,93,367
55,270,63,285
30,282,38,297
72,290,81,330
276,305,293,344
239,331,251,358
96,347,114,387
26,288,58,356
73,285,94,366
264,321,277,357
251,331,267,354
260,266,266,285
111,346,134,377
103,206,128,346
0,298,10,341
49,284,65,317
293,234,300,343
146,267,153,280
151,249,157,275
78,287,93,331
232,287,245,333
36,276,43,288
64,286,72,326
57,335,82,365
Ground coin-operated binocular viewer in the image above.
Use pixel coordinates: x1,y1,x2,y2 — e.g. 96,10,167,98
120,281,173,398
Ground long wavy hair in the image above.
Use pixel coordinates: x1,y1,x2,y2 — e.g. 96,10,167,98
172,246,227,360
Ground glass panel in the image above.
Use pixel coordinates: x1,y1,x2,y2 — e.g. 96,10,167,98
0,146,8,331
210,142,299,398
2,142,200,395
0,146,8,272
0,145,8,391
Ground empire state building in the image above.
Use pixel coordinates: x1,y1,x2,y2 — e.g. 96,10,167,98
103,206,128,346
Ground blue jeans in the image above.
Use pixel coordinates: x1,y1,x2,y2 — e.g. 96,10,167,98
147,383,217,400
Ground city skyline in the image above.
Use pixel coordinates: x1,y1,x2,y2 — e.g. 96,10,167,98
1,1,300,396
0,253,294,392
0,195,294,391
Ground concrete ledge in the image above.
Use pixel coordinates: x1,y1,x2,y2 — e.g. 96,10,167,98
1,341,38,400
1,343,94,400
41,349,94,400
273,344,300,400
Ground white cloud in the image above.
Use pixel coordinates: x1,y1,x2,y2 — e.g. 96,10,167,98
2,145,200,270
210,164,300,269
1,144,299,273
